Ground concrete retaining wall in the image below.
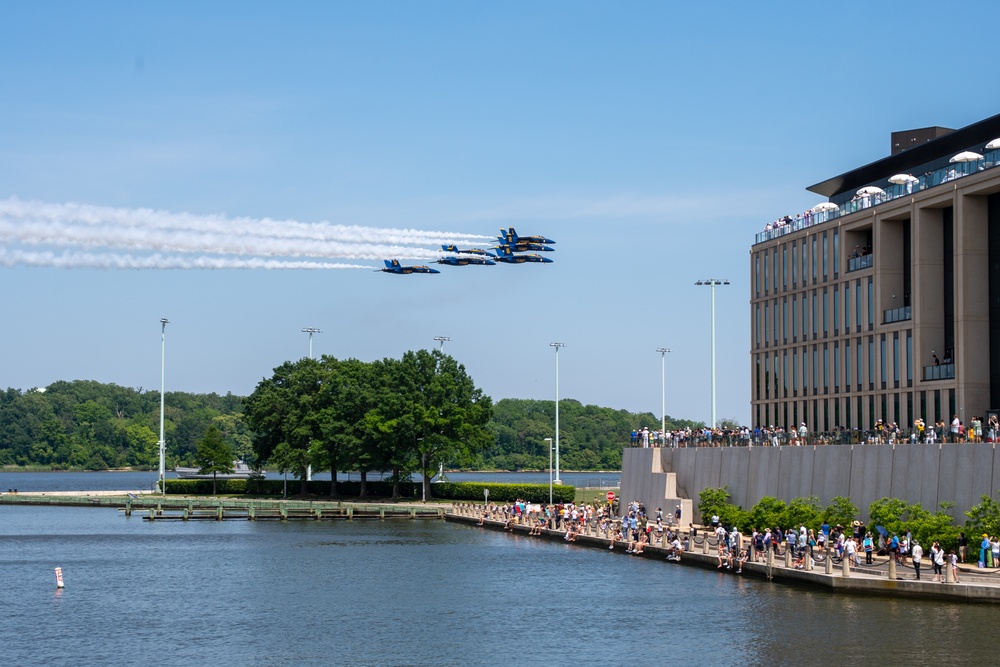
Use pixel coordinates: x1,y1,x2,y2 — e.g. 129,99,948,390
621,443,1000,523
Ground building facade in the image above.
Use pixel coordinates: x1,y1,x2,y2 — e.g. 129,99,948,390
750,113,1000,432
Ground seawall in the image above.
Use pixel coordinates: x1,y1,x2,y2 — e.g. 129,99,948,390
620,442,1000,523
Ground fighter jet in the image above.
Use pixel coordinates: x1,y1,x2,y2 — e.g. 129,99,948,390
492,247,553,264
436,255,496,267
494,238,554,253
379,259,440,274
440,244,493,256
499,227,556,246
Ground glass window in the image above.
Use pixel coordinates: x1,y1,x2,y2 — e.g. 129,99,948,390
823,344,829,390
880,335,887,385
906,330,913,383
755,254,760,297
868,337,874,386
792,244,797,285
845,343,851,386
772,249,778,292
812,237,817,282
823,233,828,280
791,297,796,340
764,353,769,399
773,299,778,345
893,333,900,384
833,229,839,277
783,351,788,397
764,303,769,344
782,300,788,341
782,246,788,290
812,346,818,392
857,339,862,388
833,286,839,332
823,289,828,335
845,282,851,329
763,252,769,294
792,349,797,393
868,277,874,329
811,291,817,336
834,342,840,390
802,295,807,338
801,240,807,287
755,305,760,346
856,280,861,329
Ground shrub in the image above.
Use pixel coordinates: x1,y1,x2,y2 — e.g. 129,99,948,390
747,496,787,532
429,482,575,504
821,496,859,530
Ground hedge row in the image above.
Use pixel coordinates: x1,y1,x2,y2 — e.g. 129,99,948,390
428,482,575,504
163,478,574,502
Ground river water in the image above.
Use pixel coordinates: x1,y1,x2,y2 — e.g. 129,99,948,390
2,474,998,666
0,470,619,493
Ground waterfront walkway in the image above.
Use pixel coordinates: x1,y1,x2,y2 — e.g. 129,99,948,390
447,503,1000,604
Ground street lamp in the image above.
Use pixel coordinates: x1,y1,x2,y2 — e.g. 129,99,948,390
301,327,322,359
656,347,672,438
301,327,321,482
433,336,451,351
158,318,169,496
546,437,555,501
549,342,565,484
695,279,730,427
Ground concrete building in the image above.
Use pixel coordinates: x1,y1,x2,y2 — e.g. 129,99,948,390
750,113,1000,433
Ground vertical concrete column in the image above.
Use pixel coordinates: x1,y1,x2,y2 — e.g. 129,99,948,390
945,560,955,583
784,548,792,568
888,557,896,580
806,547,814,571
842,553,851,577
702,537,710,555
767,547,774,567
825,547,833,574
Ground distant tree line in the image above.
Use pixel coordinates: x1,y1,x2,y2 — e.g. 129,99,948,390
0,359,705,475
0,380,248,469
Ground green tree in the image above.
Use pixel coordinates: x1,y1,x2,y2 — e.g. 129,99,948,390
195,426,234,494
821,496,859,530
783,496,822,532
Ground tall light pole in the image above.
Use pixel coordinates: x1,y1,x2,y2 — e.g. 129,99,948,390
695,279,730,427
656,347,672,437
301,327,322,359
550,342,565,484
433,336,451,351
544,437,553,504
301,327,321,482
158,318,169,496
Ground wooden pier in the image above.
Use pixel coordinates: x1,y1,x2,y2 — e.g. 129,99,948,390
0,493,447,521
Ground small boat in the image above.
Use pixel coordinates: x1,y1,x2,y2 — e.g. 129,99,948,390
174,461,265,480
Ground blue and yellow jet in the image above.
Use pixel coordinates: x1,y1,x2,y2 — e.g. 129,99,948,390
499,227,556,246
492,247,553,264
440,244,492,256
380,259,440,275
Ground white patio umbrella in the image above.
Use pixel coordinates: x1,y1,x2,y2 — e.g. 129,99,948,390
888,174,918,185
856,186,885,197
985,138,1000,150
950,151,984,163
811,202,839,212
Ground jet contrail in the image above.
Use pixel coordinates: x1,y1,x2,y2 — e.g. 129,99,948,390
0,219,444,261
0,197,495,246
0,249,372,270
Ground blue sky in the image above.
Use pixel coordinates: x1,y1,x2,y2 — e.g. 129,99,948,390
1,2,998,426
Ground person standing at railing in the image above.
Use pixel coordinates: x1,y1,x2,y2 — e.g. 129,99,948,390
972,417,983,443
951,415,961,443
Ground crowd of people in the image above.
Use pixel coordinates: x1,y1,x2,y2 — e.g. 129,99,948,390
470,499,999,583
629,415,1000,449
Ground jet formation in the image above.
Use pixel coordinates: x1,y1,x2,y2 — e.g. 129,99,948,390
381,228,555,275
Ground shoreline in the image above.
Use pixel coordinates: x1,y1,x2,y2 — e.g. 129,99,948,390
446,506,1000,605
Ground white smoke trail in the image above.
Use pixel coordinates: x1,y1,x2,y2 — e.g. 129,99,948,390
0,197,495,245
0,219,442,261
0,249,372,270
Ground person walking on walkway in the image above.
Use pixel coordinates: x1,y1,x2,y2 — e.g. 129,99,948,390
863,532,874,564
911,540,923,580
931,542,945,582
